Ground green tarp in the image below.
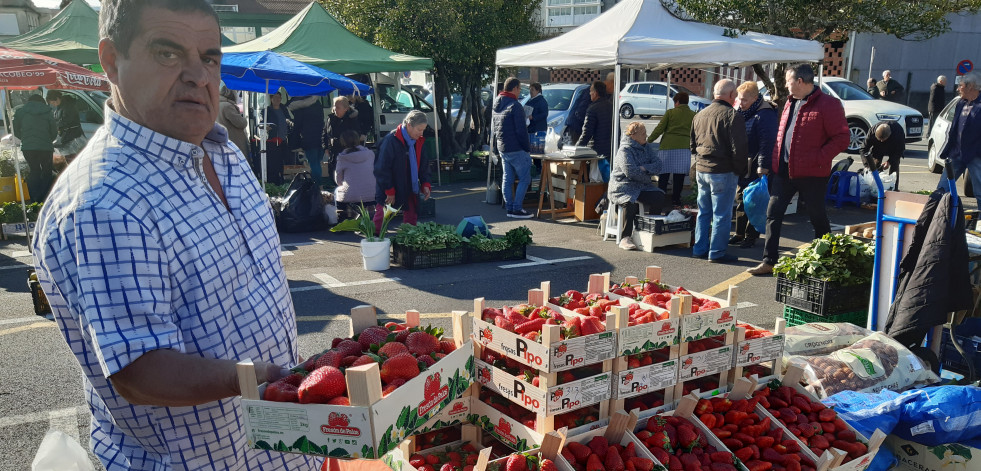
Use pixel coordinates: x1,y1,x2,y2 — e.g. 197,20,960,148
224,2,432,73
4,0,100,66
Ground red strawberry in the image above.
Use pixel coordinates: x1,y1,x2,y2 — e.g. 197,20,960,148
561,449,576,464
382,378,407,396
588,436,609,458
677,425,699,450
409,454,425,468
440,464,454,471
648,447,670,467
440,340,457,354
378,342,409,357
327,396,350,405
395,329,412,343
314,350,343,370
406,331,440,356
358,326,391,350
335,339,363,358
505,454,528,471
341,355,360,367
352,354,379,367
263,373,303,402
567,442,592,464
330,337,344,349
540,459,558,471
426,455,440,465
628,457,654,471
380,353,420,383
298,366,346,403
605,446,625,471
586,454,604,471
418,355,437,367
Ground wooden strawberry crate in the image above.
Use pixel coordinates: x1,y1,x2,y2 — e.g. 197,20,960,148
584,270,681,357
754,366,886,471
557,411,661,471
633,395,748,471
673,290,736,400
472,287,617,373
469,390,547,450
237,306,475,459
384,424,497,471
406,385,478,449
483,428,566,471
728,319,787,385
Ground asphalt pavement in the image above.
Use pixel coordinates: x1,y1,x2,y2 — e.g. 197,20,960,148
0,136,970,469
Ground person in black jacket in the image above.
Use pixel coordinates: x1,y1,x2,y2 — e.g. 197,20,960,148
374,110,431,232
288,95,326,187
566,85,591,144
928,75,947,137
324,96,361,188
46,91,85,164
576,81,614,160
862,120,905,190
492,77,534,219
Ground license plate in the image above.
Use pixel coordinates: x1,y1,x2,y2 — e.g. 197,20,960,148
909,126,921,135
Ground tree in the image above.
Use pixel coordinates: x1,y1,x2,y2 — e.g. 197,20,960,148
662,0,981,102
320,0,541,156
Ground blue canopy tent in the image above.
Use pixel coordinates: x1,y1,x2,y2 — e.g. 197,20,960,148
220,51,371,185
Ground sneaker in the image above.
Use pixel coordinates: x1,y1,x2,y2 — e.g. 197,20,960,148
508,209,534,219
709,253,738,263
618,237,638,251
738,238,758,249
728,235,744,245
746,262,774,276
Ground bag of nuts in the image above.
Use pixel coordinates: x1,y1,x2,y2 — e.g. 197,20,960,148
786,332,940,398
781,322,873,363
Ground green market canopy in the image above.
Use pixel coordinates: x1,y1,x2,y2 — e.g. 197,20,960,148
4,0,100,66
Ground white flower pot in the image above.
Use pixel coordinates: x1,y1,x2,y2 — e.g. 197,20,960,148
360,239,391,271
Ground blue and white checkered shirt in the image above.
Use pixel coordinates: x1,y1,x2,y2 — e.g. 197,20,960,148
32,106,318,470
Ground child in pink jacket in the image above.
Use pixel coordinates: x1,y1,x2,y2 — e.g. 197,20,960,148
334,130,377,217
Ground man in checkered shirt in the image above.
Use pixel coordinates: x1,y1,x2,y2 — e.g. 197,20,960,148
31,0,318,469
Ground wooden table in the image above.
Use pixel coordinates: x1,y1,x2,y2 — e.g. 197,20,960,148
532,153,602,220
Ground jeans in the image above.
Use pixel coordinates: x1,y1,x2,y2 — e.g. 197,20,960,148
938,156,981,208
658,173,686,205
621,190,667,239
762,174,831,265
304,146,325,187
22,150,53,202
501,150,532,212
693,172,738,260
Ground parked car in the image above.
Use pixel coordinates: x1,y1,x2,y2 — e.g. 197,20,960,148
520,83,590,140
617,81,711,119
759,77,924,154
926,96,959,174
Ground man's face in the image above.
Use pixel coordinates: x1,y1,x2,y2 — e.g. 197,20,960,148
47,98,60,107
270,93,281,106
940,77,948,86
883,71,891,81
737,91,756,111
531,87,540,98
100,7,222,145
333,100,350,116
959,81,980,102
589,88,599,102
785,71,809,99
406,123,426,140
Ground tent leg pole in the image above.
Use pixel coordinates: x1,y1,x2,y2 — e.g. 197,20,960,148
666,69,672,115
3,90,31,245
613,64,621,158
487,67,499,197
433,85,441,187
262,81,269,189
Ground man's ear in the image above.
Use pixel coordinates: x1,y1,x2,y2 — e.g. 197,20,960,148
99,38,120,85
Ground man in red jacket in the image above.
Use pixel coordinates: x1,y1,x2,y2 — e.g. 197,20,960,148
747,64,850,276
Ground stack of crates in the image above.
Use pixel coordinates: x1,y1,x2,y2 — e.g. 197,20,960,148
775,273,870,327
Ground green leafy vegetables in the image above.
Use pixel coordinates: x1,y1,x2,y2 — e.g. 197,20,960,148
773,233,874,286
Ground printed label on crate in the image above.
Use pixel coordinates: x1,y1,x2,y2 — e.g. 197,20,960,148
474,359,547,414
243,401,375,458
681,308,736,342
618,319,679,355
415,396,471,435
616,359,678,399
678,345,733,381
467,400,544,451
546,373,612,414
550,331,616,370
734,334,785,368
474,318,552,371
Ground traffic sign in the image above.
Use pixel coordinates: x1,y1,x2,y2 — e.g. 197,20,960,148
957,60,973,76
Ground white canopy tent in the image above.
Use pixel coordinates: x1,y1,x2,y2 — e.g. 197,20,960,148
493,0,826,182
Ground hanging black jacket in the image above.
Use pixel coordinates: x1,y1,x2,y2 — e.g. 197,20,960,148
885,191,973,347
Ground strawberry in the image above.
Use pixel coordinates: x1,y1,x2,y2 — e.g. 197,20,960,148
395,329,412,343
440,340,457,354
540,459,558,471
406,331,441,356
505,454,528,471
263,373,303,402
418,355,437,367
327,396,350,405
650,430,671,452
298,366,346,403
605,446,625,471
623,442,637,459
378,342,409,357
677,425,700,451
358,326,391,350
314,350,343,370
567,442,592,464
352,354,380,367
409,455,426,468
648,447,670,466
585,455,604,471
495,316,516,332
380,353,420,383
426,455,441,465
335,339,363,358
588,436,609,458
628,457,654,471
440,464,455,471
561,448,576,463
382,378,406,396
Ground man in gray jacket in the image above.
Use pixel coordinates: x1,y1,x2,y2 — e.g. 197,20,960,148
689,79,748,263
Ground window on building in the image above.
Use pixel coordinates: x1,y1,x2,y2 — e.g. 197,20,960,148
546,0,600,28
212,4,239,12
220,26,256,44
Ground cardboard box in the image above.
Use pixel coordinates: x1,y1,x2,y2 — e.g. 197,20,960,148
574,182,606,221
474,359,612,415
887,435,980,471
731,320,786,370
238,307,475,458
468,397,544,451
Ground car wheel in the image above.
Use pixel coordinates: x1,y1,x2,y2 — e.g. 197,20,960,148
927,141,944,174
620,104,634,119
639,115,651,119
847,120,868,154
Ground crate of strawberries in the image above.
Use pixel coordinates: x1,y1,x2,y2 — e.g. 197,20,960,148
557,411,660,471
632,395,743,471
732,322,786,370
579,273,680,356
237,307,474,459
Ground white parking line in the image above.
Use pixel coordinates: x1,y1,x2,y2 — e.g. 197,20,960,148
499,255,593,269
12,250,32,258
0,406,86,428
48,408,80,442
290,275,401,293
0,316,50,326
0,263,30,271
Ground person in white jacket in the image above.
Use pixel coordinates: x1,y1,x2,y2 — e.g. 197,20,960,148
334,130,376,217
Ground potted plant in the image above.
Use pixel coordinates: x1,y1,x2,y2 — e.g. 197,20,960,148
330,204,399,271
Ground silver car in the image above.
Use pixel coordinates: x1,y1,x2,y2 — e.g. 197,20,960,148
926,97,960,173
617,81,711,119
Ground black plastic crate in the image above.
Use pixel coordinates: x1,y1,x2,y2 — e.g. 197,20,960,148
634,213,695,234
940,325,981,375
391,242,464,269
465,244,527,264
417,198,436,218
774,273,870,316
782,305,868,328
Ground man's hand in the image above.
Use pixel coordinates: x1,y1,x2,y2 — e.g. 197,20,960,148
385,194,395,206
421,187,431,201
881,161,890,170
758,167,769,175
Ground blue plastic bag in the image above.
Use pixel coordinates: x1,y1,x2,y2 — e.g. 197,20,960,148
893,386,981,446
743,176,769,234
597,158,611,183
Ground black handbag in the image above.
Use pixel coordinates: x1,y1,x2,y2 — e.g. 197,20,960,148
276,172,327,233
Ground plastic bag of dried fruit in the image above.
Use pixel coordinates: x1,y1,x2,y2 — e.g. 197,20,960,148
786,332,940,399
781,322,873,366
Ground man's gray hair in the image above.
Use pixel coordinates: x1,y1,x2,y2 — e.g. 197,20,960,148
100,0,218,58
938,75,947,84
713,79,736,98
404,109,428,128
961,71,981,90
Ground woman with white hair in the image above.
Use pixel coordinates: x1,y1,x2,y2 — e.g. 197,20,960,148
373,110,432,232
217,84,250,165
